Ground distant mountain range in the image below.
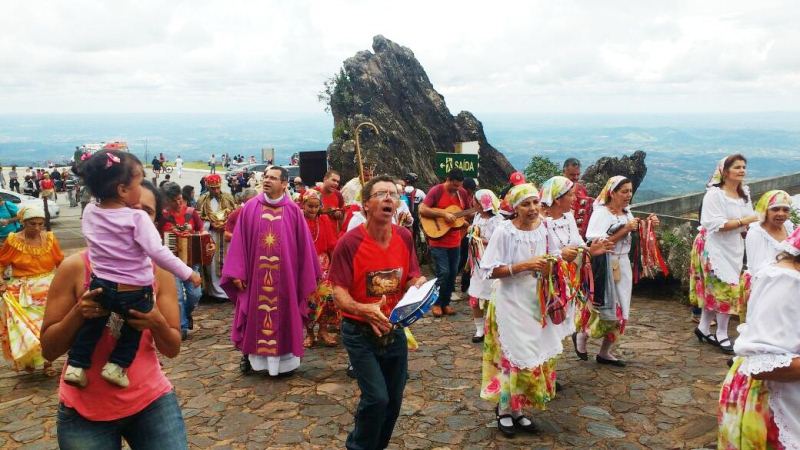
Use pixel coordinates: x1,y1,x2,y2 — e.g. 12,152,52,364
1,112,798,200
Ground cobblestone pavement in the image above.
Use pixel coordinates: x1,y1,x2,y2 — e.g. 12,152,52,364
0,292,733,449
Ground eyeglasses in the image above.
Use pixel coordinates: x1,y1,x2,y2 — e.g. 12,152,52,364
369,191,400,200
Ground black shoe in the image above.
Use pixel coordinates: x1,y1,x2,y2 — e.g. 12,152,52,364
346,364,356,379
187,315,194,330
471,334,484,343
239,354,252,375
513,415,539,434
596,355,626,367
726,357,734,368
694,327,719,347
497,414,516,438
718,338,734,354
555,381,564,392
180,329,188,341
572,332,588,361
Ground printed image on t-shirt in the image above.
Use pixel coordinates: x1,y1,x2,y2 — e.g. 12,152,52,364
366,268,403,297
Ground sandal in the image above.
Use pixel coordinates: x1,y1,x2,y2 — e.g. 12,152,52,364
239,354,253,375
43,362,58,377
303,333,316,349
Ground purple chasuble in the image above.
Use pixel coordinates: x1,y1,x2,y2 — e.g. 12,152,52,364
221,193,321,358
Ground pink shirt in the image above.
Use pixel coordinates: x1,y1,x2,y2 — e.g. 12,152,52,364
59,252,173,420
82,203,193,285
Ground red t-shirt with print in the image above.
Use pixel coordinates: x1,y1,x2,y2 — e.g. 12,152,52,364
423,183,469,248
329,224,421,323
158,206,204,235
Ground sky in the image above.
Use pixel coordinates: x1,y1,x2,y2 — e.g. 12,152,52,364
1,0,799,115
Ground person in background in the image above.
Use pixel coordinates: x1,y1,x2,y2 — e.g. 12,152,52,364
0,195,20,243
223,188,258,242
159,174,171,189
564,158,593,239
158,182,205,341
402,172,426,247
9,165,19,193
745,190,794,276
313,171,345,235
79,181,92,219
0,206,63,375
23,175,37,197
151,156,162,183
499,171,526,199
0,166,5,190
199,176,207,196
65,173,78,207
196,174,235,302
458,178,478,296
51,167,62,192
40,173,56,201
208,154,216,174
291,177,306,199
174,155,183,179
181,185,196,208
41,179,188,449
419,168,469,317
465,189,502,343
689,155,756,354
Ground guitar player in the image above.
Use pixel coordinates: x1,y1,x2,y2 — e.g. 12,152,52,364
419,168,473,317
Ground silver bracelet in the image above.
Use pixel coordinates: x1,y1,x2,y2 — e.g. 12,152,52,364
508,264,514,276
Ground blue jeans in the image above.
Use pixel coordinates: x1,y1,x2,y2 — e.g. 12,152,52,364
67,275,154,369
176,265,201,331
57,390,187,450
341,319,407,450
430,246,461,308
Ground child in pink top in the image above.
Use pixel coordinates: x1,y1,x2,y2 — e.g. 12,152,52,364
64,151,201,389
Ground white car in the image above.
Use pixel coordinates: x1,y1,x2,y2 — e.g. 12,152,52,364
0,189,60,221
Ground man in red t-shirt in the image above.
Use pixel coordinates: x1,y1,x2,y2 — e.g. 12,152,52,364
158,182,205,340
330,175,426,450
419,168,469,317
312,170,344,234
563,158,593,239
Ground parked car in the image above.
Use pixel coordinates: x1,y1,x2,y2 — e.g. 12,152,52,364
0,189,60,221
224,163,269,186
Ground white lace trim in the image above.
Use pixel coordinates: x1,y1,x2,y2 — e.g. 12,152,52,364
767,382,800,450
704,232,744,285
739,354,794,376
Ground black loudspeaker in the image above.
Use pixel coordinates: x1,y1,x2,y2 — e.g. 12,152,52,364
299,151,328,185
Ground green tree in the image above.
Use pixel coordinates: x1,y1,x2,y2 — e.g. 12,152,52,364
317,68,353,114
523,155,560,186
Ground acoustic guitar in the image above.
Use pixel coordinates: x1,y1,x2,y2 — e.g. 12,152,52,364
420,205,479,239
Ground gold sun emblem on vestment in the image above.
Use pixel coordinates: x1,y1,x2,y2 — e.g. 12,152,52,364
262,231,278,250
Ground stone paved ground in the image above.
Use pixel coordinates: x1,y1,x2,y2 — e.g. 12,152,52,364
0,290,734,449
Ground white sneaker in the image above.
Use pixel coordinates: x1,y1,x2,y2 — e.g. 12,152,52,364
63,365,88,388
100,362,129,388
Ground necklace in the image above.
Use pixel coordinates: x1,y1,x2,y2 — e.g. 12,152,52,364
550,217,571,249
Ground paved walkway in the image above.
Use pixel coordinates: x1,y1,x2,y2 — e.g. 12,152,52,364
0,291,733,449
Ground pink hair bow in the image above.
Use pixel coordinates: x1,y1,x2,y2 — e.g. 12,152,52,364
105,152,120,168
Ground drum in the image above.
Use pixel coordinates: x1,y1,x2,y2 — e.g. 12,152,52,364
389,278,439,327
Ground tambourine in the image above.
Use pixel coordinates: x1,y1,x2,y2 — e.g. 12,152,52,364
389,278,439,327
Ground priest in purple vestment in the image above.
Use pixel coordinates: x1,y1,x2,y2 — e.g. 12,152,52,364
221,166,321,376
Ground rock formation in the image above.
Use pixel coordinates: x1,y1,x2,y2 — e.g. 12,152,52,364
581,150,648,197
325,35,515,188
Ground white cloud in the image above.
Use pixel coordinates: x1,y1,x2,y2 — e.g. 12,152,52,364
0,0,798,113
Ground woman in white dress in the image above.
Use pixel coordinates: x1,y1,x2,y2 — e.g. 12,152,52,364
465,189,503,343
690,155,758,354
745,190,794,276
478,183,561,437
539,176,613,360
717,227,800,449
580,176,658,366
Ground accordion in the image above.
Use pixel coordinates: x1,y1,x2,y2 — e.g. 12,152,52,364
164,232,214,266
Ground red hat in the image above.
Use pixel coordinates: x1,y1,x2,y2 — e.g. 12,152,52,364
509,171,525,186
205,174,222,187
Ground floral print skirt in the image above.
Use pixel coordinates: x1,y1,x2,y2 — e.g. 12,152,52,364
575,301,626,342
689,230,748,317
480,302,557,412
0,272,54,371
306,280,340,329
718,357,783,449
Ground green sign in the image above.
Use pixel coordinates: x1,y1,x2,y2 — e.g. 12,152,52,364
435,152,479,178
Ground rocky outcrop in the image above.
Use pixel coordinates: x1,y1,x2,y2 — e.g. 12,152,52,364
325,35,514,188
582,150,648,197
